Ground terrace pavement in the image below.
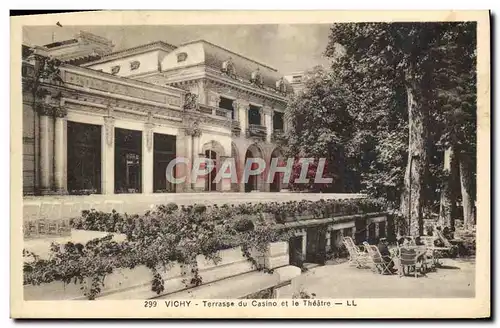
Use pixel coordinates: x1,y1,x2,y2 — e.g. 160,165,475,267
281,258,475,298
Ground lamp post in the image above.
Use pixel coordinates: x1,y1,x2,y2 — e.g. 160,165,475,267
408,154,420,236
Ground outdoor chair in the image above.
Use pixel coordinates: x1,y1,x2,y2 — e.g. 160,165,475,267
363,242,395,275
420,236,439,270
398,247,426,278
342,237,370,269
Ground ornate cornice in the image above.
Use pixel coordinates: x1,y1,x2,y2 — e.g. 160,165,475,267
35,103,68,118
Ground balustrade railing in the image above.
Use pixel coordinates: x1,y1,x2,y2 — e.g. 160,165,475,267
247,124,267,139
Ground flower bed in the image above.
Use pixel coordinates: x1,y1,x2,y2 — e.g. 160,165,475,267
23,198,384,300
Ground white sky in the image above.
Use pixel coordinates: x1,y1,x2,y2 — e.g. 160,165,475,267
23,24,333,74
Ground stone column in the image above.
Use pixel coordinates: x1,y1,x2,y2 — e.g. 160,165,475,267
193,153,208,192
232,101,239,121
142,122,154,194
175,132,192,193
301,231,307,260
102,116,115,195
263,106,273,143
54,107,68,194
366,221,370,242
208,91,221,107
219,155,232,192
235,99,249,133
325,230,332,252
38,105,54,195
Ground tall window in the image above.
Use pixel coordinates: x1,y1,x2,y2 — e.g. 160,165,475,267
205,150,217,192
273,111,284,130
248,105,261,125
153,133,176,193
67,122,102,195
115,128,142,194
219,97,234,119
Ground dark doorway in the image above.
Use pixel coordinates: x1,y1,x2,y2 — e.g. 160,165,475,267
379,221,386,239
205,150,217,192
305,226,327,265
244,149,259,192
343,227,353,239
288,236,303,268
153,133,176,193
269,149,283,192
355,218,367,244
115,128,142,193
330,230,342,252
368,222,377,244
67,122,102,195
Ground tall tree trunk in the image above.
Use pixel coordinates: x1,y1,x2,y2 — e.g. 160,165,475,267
401,73,429,237
459,152,475,228
439,146,459,230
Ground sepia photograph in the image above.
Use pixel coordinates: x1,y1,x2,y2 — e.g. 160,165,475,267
10,10,490,318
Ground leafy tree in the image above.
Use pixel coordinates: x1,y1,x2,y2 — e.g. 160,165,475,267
429,22,477,228
324,22,477,235
283,66,354,192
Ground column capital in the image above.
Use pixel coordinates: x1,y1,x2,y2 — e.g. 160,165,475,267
103,116,115,147
54,106,68,118
36,103,55,116
144,122,155,152
233,99,250,111
262,105,275,116
185,120,202,137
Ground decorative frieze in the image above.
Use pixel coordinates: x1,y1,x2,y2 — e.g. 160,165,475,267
35,103,67,118
64,71,182,107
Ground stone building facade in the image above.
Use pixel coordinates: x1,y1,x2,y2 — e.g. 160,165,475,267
22,32,293,196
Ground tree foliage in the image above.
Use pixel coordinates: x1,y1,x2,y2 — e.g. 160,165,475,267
284,22,477,234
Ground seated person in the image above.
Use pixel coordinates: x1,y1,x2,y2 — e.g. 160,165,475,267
377,238,396,274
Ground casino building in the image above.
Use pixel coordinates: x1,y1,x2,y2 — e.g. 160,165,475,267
22,31,294,196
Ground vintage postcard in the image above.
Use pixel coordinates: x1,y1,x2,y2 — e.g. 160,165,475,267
10,10,490,318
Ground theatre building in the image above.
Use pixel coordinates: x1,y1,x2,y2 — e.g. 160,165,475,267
22,31,292,196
